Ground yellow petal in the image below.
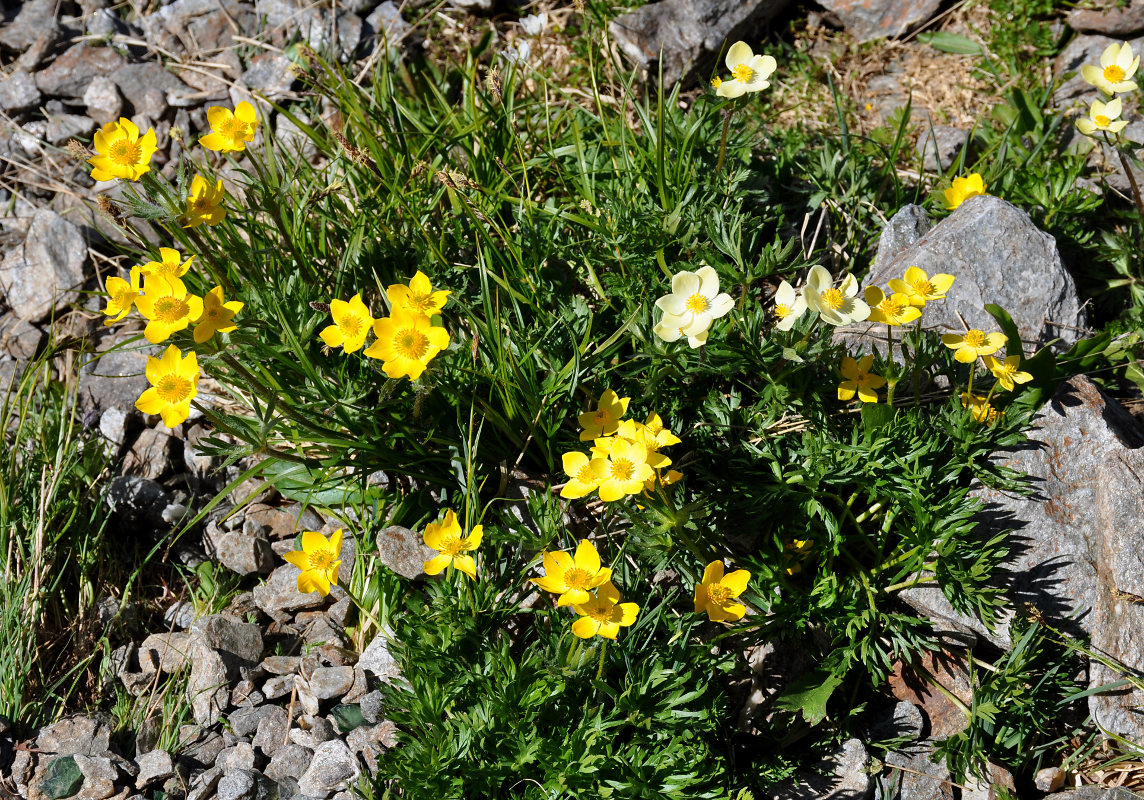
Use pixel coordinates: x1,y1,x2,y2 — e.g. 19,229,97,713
423,554,452,575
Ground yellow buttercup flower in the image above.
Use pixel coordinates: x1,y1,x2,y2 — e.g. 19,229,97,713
532,539,612,606
887,266,955,307
88,118,157,181
103,267,142,325
135,345,200,427
182,175,227,228
422,510,482,580
594,436,655,502
783,538,814,576
200,102,259,152
571,581,639,640
694,560,750,622
193,286,243,343
135,274,204,344
319,293,375,353
282,529,343,596
387,271,450,319
941,329,1006,363
140,248,194,284
364,309,451,380
560,451,607,499
577,389,629,442
983,354,1032,391
961,392,999,425
838,354,886,404
864,286,922,326
1082,41,1139,95
1076,97,1129,137
944,173,987,210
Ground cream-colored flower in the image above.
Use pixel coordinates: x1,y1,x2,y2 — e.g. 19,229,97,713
1082,41,1140,95
653,312,711,348
803,266,870,326
654,266,734,340
1076,97,1129,136
773,280,807,331
716,41,777,99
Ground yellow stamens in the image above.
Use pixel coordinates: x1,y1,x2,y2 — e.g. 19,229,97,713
775,303,792,318
1095,114,1112,127
395,329,429,359
109,138,142,166
156,375,192,403
563,567,591,589
820,288,845,310
685,293,709,313
154,296,189,323
731,64,754,83
962,330,986,348
705,583,731,606
610,458,634,481
911,279,933,296
1104,64,1126,83
575,463,596,483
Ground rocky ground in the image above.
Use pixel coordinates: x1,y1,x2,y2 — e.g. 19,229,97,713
4,0,1144,798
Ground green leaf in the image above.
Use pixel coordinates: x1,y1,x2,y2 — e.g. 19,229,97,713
917,32,985,55
330,703,368,733
40,756,83,800
773,669,844,726
860,402,895,434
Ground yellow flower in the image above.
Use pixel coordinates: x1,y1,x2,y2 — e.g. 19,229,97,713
140,248,194,284
422,510,482,580
983,354,1032,391
838,354,886,403
364,309,451,380
282,529,343,596
103,266,142,325
532,539,612,606
577,389,630,442
961,392,999,425
616,419,673,469
887,266,955,307
711,76,723,90
694,560,750,622
594,436,655,502
571,581,639,640
803,266,870,326
943,173,987,210
199,102,259,152
1082,41,1139,95
715,41,777,99
560,451,608,499
783,538,814,576
1076,97,1129,137
182,175,227,228
941,329,1006,363
135,274,204,345
193,286,243,343
135,345,200,426
773,279,807,331
864,286,922,326
319,293,375,353
88,118,157,181
387,271,450,319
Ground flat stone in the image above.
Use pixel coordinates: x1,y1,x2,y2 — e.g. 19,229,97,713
889,652,971,740
192,613,264,666
253,565,329,619
262,655,301,675
216,771,256,800
296,740,359,799
262,674,294,701
36,715,113,756
35,44,128,100
0,0,58,51
80,333,151,416
251,706,290,757
609,0,791,88
305,667,353,701
357,626,401,683
46,113,95,145
818,0,941,40
362,2,411,52
241,53,296,99
113,63,195,118
73,754,117,800
265,744,312,782
84,76,124,126
205,520,276,576
345,722,397,774
185,766,221,800
1068,0,1144,36
915,124,971,174
0,208,87,322
375,525,435,579
216,743,256,774
134,750,173,790
185,637,230,728
0,313,45,359
0,72,42,113
122,428,179,480
768,738,871,798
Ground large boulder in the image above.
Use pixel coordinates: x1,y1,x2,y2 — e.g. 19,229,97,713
817,0,941,41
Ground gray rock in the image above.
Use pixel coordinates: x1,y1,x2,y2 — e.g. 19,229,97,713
251,706,291,757
262,656,301,675
73,754,118,800
871,204,932,277
1046,789,1144,800
84,76,124,126
46,113,95,146
217,771,256,800
192,614,264,666
255,0,362,60
1068,1,1144,36
345,722,397,774
163,600,196,630
0,72,42,113
186,637,230,728
231,679,264,708
242,53,296,99
0,0,58,51
769,738,871,798
358,690,384,724
1035,767,1067,793
14,25,61,72
80,334,152,416
180,727,226,770
306,667,353,700
866,700,924,743
36,715,113,756
855,196,1083,352
362,2,411,51
296,740,359,799
99,408,131,454
206,520,276,577
357,626,401,683
293,675,321,718
186,766,222,800
122,428,179,481
0,314,45,359
253,565,329,620
374,525,435,579
265,744,312,782
134,750,173,790
608,0,791,88
114,63,196,118
881,741,951,800
0,209,87,323
216,743,256,774
817,0,940,40
915,125,970,174
289,717,336,749
262,674,294,700
35,44,128,100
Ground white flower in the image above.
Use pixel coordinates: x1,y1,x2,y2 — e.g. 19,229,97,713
654,265,734,342
716,41,777,100
520,12,547,36
1082,41,1139,95
1076,97,1128,136
653,312,710,349
773,280,807,331
502,41,531,64
802,265,870,326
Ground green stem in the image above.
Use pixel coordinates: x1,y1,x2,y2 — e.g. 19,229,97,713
885,324,896,406
596,640,607,681
339,583,383,633
715,109,733,176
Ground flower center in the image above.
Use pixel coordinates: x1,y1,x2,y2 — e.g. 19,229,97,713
113,286,136,306
406,292,433,315
879,298,903,319
588,602,613,623
775,302,792,319
575,463,597,484
395,328,429,360
341,316,363,337
1095,114,1112,127
220,117,249,141
156,374,192,403
109,138,142,166
685,293,709,313
711,77,723,89
154,296,189,323
610,458,634,482
563,567,592,589
1104,64,1126,83
820,288,845,310
438,534,463,557
593,409,609,424
308,550,334,571
705,583,731,607
731,64,754,83
911,279,933,296
962,330,986,348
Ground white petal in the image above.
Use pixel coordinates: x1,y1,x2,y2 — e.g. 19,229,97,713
1101,43,1118,68
845,298,871,323
775,281,796,305
839,273,858,297
806,265,832,292
682,313,713,336
696,266,720,297
726,41,753,70
687,329,709,348
656,293,688,315
653,318,683,342
717,80,747,99
671,270,700,296
707,293,734,319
